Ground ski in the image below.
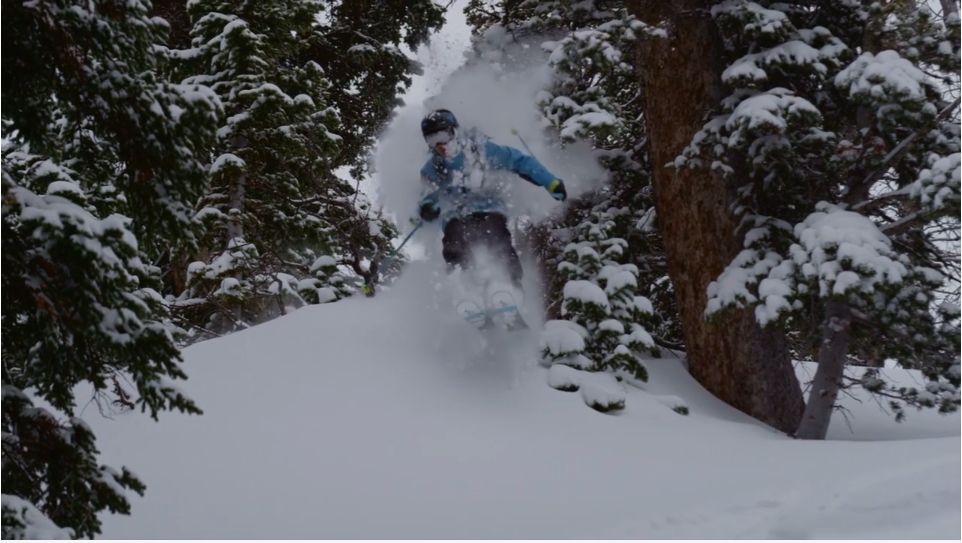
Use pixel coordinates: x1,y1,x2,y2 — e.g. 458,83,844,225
454,293,528,332
456,299,491,329
486,290,529,331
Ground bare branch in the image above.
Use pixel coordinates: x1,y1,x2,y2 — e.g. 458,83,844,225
857,97,961,196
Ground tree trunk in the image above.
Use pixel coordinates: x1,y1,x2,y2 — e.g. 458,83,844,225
227,172,245,324
795,300,853,440
626,0,804,434
227,174,245,241
150,0,193,51
939,0,959,18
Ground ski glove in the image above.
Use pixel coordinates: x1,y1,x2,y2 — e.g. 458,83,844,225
419,199,441,222
547,179,567,202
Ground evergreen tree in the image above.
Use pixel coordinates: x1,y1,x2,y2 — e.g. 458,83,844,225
306,0,446,179
169,1,447,332
533,2,679,344
172,0,360,335
466,0,809,432
300,1,445,290
542,210,658,384
678,0,960,438
624,0,808,433
2,0,214,536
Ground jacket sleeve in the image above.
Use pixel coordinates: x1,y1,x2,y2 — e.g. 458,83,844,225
483,140,558,188
417,161,440,210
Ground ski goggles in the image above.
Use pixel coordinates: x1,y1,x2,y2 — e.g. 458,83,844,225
425,128,456,148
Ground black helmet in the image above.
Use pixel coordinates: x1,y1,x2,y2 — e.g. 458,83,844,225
420,109,459,138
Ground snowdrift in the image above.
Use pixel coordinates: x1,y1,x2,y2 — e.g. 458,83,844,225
84,265,960,539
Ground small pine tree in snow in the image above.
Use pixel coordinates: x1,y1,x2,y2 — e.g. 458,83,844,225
299,255,353,304
2,0,212,536
542,210,657,382
679,0,961,438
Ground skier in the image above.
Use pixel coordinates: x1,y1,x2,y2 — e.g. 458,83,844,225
416,108,567,292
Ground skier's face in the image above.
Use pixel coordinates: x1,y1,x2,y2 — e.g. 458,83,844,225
426,129,458,157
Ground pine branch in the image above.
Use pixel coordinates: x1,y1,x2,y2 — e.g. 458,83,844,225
841,373,923,404
855,96,961,202
288,193,355,210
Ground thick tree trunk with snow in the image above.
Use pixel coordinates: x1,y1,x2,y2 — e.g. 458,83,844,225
626,0,804,434
795,300,853,440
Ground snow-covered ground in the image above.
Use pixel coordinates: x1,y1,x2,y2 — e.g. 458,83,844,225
85,263,960,539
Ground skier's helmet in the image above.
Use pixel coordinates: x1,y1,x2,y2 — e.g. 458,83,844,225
421,109,461,156
420,109,459,139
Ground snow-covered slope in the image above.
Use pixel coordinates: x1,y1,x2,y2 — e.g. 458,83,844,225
85,264,960,539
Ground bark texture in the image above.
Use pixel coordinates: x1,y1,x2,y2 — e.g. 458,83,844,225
151,0,193,50
626,0,805,434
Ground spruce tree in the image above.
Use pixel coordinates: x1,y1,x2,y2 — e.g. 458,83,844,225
678,0,960,438
542,210,658,383
2,0,214,536
533,2,679,344
306,1,445,179
169,1,447,331
300,0,445,290
173,0,359,334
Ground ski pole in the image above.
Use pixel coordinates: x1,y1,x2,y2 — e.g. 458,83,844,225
510,128,537,158
377,223,421,275
362,220,422,295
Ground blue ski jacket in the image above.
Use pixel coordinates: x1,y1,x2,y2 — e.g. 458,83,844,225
418,128,560,229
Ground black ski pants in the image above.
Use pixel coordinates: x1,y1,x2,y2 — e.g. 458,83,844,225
442,212,523,285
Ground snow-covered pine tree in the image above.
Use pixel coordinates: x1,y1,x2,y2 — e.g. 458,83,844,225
679,0,961,438
626,0,810,433
543,210,658,381
173,0,354,335
148,0,445,298
2,0,215,537
306,1,445,180
535,2,680,342
170,0,448,332
468,0,809,431
289,1,446,292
